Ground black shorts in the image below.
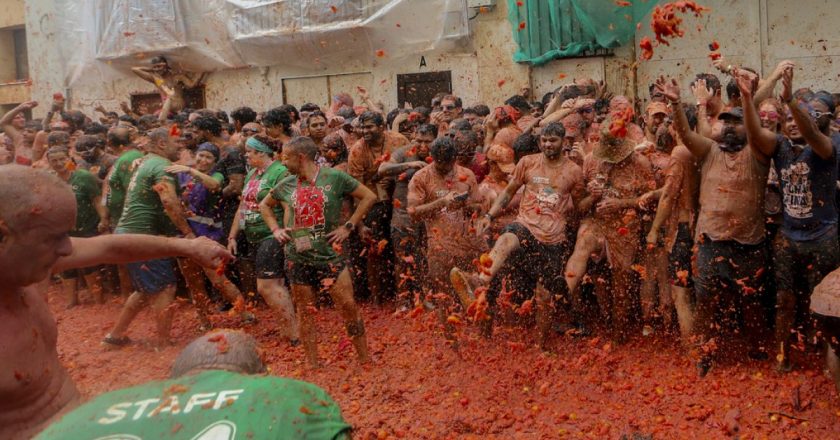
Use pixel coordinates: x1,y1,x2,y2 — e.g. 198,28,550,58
694,235,767,302
286,260,346,290
773,228,839,294
668,222,694,288
250,238,285,279
498,222,570,294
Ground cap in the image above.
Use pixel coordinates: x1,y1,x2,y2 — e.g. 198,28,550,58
718,107,744,121
646,101,671,117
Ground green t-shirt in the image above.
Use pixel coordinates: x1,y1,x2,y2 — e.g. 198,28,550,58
35,370,351,440
107,149,143,225
116,154,178,236
241,161,288,243
68,170,101,237
271,167,360,265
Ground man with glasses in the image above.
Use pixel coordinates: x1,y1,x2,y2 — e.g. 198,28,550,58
738,66,840,372
433,95,463,135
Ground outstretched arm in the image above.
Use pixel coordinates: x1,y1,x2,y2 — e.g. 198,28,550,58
781,67,834,160
54,235,232,272
656,76,714,159
737,71,777,159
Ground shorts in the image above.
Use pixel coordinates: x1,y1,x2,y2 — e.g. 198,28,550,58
668,222,694,288
773,227,839,293
250,237,285,279
126,258,177,295
694,235,767,302
287,260,346,290
60,265,101,279
498,222,570,294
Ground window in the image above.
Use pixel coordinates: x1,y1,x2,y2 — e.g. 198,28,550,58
13,29,28,81
397,71,452,109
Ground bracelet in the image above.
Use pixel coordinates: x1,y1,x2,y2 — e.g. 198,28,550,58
484,213,494,221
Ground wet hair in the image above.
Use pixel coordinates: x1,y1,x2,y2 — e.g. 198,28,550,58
541,92,555,107
148,127,171,144
456,129,480,149
694,73,722,95
118,114,137,126
594,98,611,114
449,118,472,132
215,110,229,125
108,127,132,148
726,79,740,101
358,110,385,127
557,85,587,102
170,331,265,378
415,123,438,138
541,121,566,138
84,122,109,136
285,136,319,160
512,132,540,159
45,145,70,157
150,55,168,66
262,107,293,134
137,115,159,131
471,104,490,117
530,101,545,113
278,104,300,123
47,131,70,147
300,103,320,113
322,133,348,164
811,91,836,113
430,137,458,163
431,92,447,108
504,95,531,113
192,116,222,137
684,104,699,131
249,134,282,154
386,108,403,128
62,110,87,131
305,110,328,126
230,106,257,126
172,112,190,125
75,135,104,152
441,95,462,108
413,106,432,118
794,88,815,103
336,106,357,120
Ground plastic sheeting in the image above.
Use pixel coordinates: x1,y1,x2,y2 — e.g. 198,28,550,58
507,0,658,65
54,0,470,86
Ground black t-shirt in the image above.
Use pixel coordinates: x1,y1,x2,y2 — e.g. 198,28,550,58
215,146,247,225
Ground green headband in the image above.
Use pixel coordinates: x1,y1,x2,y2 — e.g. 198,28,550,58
245,137,273,154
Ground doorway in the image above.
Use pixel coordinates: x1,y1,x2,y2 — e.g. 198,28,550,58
397,71,452,109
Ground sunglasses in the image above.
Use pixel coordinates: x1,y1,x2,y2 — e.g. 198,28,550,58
441,105,458,111
759,110,779,120
809,110,831,119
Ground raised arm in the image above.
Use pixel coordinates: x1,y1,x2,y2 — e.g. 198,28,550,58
131,66,157,83
656,76,714,159
691,79,714,138
0,101,37,147
737,70,778,158
754,60,794,104
781,67,834,160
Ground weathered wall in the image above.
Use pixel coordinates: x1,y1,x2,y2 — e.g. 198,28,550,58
23,0,840,118
0,0,24,29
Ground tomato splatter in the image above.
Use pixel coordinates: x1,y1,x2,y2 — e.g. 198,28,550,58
518,21,526,31
375,49,386,58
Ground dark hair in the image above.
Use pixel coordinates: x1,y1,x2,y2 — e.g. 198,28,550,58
449,118,472,132
305,110,328,126
192,115,222,137
512,132,540,159
471,104,490,117
150,55,168,66
278,104,300,123
108,127,132,148
413,106,432,118
441,95,463,108
336,106,357,120
358,110,385,127
47,131,70,147
215,110,229,124
558,85,587,102
541,121,566,138
541,92,555,107
118,114,138,126
455,129,480,149
684,104,699,131
812,91,836,113
386,108,402,128
322,133,348,164
285,136,319,160
462,107,478,116
46,145,70,157
300,103,320,113
262,107,293,134
530,101,545,112
250,134,282,154
230,106,257,125
137,114,159,131
62,110,87,131
84,122,109,136
75,134,104,151
430,137,458,163
415,123,438,138
504,95,531,113
726,79,740,101
694,73,722,95
172,112,190,125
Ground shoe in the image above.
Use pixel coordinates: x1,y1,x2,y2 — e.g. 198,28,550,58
101,334,131,349
450,267,480,310
696,356,712,378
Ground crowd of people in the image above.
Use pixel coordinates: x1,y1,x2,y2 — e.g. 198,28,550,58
2,55,839,385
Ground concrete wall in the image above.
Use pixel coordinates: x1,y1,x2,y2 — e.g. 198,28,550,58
22,0,840,118
0,0,24,29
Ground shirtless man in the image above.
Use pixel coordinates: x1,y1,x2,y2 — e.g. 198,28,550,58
0,101,39,165
0,165,231,439
131,56,207,115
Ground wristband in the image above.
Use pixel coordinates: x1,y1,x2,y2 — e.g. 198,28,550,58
484,213,494,221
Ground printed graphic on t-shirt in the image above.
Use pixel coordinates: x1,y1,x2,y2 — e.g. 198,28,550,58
780,161,813,219
530,176,560,210
294,185,328,233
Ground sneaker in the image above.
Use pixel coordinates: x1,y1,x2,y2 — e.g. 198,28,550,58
450,267,481,310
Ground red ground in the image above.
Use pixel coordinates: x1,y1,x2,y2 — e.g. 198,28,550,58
52,289,840,439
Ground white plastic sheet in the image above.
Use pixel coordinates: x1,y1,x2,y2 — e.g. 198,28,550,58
54,0,470,86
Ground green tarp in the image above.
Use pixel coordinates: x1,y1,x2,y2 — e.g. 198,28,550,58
507,0,659,65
